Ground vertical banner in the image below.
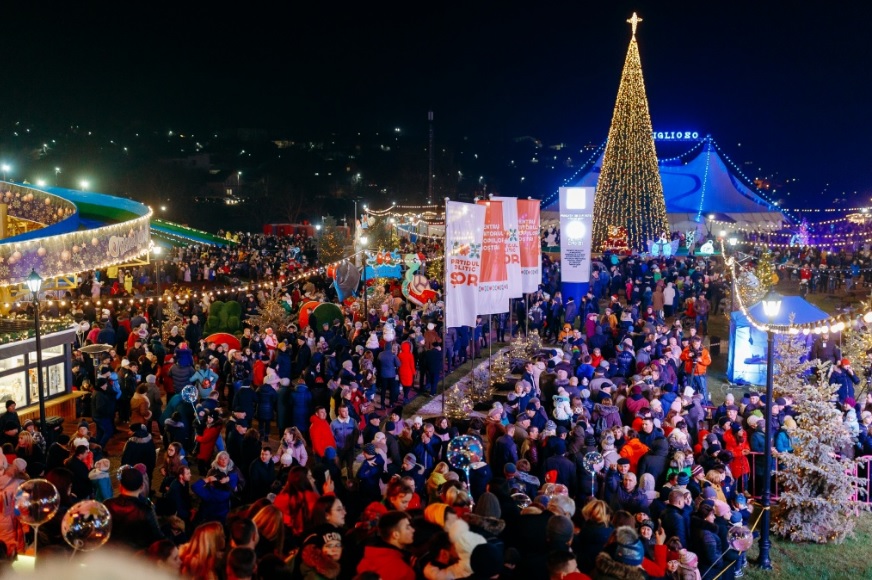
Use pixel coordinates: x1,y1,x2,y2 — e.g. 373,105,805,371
445,201,486,328
559,187,595,299
491,196,523,299
476,199,511,315
517,198,542,293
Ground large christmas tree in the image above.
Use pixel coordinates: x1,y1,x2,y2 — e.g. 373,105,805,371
772,333,867,543
592,13,669,251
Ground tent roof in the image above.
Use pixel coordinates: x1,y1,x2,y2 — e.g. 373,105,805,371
731,295,830,327
544,137,786,224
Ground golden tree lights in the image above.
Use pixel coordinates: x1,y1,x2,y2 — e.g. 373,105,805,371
592,15,669,251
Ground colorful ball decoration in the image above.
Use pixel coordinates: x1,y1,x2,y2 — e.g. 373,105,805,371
446,435,484,472
37,247,46,257
72,245,80,253
91,237,99,246
61,500,112,551
61,250,71,261
298,300,321,329
311,303,343,332
14,478,60,526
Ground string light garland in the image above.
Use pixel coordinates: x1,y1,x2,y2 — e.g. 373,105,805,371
591,19,669,250
695,142,712,223
724,241,872,335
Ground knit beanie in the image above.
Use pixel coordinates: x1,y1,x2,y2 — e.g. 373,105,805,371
614,526,645,567
473,492,502,519
425,503,451,528
546,515,575,546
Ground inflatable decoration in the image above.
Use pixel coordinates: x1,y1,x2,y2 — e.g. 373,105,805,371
299,300,321,329
402,253,437,307
332,260,361,302
311,303,344,333
364,249,403,280
205,332,241,351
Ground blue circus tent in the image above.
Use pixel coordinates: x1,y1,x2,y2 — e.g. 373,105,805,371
727,295,828,386
543,136,787,231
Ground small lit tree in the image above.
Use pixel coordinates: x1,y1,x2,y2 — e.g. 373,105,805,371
773,333,867,543
318,216,351,264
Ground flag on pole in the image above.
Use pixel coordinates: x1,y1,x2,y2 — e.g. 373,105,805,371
445,201,486,328
476,199,511,315
517,198,542,293
491,196,523,299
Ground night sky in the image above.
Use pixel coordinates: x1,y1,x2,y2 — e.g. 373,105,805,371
4,2,872,206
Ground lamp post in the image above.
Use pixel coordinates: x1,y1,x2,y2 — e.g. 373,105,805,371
759,289,782,570
1,164,9,182
26,269,47,435
152,245,163,333
54,167,61,185
360,235,369,317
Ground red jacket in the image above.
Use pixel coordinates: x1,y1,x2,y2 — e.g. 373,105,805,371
619,438,650,474
398,343,416,387
310,414,336,457
357,542,415,580
195,424,222,461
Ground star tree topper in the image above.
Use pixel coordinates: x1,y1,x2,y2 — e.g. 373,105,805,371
627,12,642,37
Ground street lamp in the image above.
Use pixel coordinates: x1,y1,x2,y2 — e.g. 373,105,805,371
25,269,47,435
79,180,89,191
237,171,242,193
728,237,738,247
54,167,61,185
1,164,10,181
360,235,369,317
759,289,782,570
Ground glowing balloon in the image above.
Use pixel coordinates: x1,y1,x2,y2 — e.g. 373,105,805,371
181,385,198,404
511,493,532,509
728,525,754,552
61,500,112,551
583,451,604,473
540,483,569,498
446,435,484,471
14,479,60,526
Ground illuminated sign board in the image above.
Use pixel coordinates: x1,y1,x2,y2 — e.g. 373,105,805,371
652,131,701,141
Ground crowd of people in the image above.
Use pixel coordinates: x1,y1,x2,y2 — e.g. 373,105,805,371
0,228,865,580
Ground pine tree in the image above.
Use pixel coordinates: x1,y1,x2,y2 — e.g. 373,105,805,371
755,250,777,293
592,14,669,251
444,384,472,421
318,216,351,264
247,286,292,332
840,319,872,369
772,333,867,543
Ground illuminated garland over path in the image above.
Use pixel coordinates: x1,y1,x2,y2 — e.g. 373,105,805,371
592,14,669,251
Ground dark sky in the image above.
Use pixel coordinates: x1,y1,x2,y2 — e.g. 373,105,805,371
4,1,872,206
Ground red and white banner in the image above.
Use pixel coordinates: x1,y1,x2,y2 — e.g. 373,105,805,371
476,199,511,315
491,196,523,298
445,201,486,328
517,198,542,293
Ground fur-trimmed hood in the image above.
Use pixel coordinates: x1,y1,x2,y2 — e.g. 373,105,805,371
595,551,646,580
300,544,341,579
463,512,506,537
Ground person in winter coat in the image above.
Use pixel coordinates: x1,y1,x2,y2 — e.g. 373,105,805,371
275,342,293,380
331,404,360,478
256,373,279,441
607,471,651,515
397,341,416,403
377,348,401,409
121,423,157,484
89,458,113,502
279,427,309,468
691,501,739,580
592,396,623,435
232,380,257,424
276,378,293,435
310,407,336,461
292,379,314,435
422,342,444,397
356,511,416,580
619,430,650,474
170,358,195,397
192,469,234,525
105,468,165,551
637,436,670,485
195,414,223,474
356,443,386,504
144,374,163,438
246,446,277,503
130,384,152,425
